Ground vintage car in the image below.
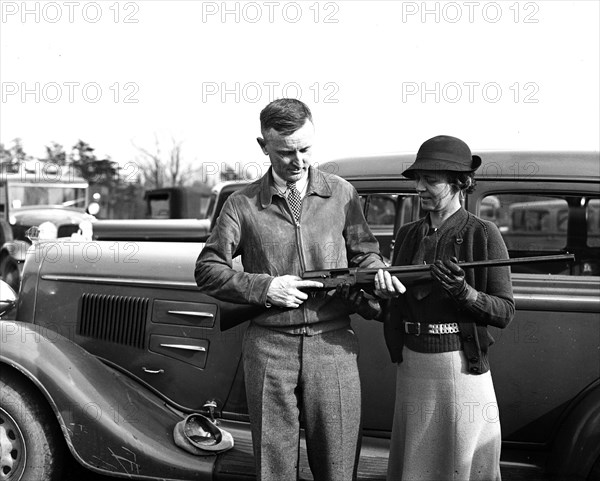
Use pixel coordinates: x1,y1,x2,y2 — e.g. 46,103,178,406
0,151,599,481
0,163,99,291
89,181,248,243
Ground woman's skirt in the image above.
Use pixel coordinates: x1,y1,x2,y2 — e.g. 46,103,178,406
387,347,502,481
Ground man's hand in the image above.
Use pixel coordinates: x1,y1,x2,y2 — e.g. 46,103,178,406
266,275,323,308
430,257,477,305
374,269,406,299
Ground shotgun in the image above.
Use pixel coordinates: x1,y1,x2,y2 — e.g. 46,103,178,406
301,253,576,289
220,253,575,330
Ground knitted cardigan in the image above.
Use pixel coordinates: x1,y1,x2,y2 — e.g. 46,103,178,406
383,208,515,374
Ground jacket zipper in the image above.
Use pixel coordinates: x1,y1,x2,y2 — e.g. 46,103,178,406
290,198,309,333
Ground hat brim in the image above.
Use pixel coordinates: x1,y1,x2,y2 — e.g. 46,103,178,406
173,414,234,455
402,155,482,178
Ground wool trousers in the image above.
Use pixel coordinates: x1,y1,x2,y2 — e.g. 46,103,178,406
242,322,362,481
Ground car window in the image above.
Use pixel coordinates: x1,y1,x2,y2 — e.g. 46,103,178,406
363,194,397,227
147,193,171,219
480,193,600,276
359,193,422,262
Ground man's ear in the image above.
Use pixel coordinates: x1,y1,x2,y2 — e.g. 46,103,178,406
257,137,268,155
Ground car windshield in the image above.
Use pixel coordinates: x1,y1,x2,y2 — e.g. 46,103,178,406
9,183,88,209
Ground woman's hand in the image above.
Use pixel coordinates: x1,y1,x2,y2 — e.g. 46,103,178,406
374,269,406,299
430,257,478,305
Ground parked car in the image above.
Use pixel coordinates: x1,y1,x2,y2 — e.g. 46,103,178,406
90,181,248,242
0,162,98,291
144,186,213,220
0,151,598,481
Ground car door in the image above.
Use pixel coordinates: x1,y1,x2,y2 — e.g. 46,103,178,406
467,181,600,446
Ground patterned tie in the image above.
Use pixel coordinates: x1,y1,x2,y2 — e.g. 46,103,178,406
286,181,302,222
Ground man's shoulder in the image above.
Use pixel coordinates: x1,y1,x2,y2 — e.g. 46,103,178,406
229,178,264,200
314,166,350,184
310,166,354,194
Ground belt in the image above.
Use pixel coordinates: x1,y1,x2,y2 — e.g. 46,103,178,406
404,321,460,336
262,318,351,336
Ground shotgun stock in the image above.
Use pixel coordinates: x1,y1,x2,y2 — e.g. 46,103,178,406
301,253,575,290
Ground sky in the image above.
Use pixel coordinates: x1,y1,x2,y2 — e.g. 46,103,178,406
1,0,599,184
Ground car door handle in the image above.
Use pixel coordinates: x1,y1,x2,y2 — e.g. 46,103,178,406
167,310,214,319
142,367,164,374
159,343,207,352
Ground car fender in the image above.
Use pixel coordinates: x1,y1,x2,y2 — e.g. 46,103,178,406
547,381,600,479
1,240,30,262
0,320,215,480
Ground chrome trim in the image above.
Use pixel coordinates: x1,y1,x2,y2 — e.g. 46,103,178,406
41,274,196,289
167,310,214,318
160,343,206,352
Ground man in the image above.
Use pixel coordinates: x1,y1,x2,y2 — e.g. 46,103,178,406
195,98,385,480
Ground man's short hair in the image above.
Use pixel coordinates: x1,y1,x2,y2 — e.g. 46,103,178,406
260,98,313,137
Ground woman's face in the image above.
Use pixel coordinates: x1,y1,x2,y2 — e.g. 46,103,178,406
413,170,458,213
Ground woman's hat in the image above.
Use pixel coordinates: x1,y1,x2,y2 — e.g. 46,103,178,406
402,135,482,179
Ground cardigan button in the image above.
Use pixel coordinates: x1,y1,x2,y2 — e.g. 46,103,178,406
465,335,474,341
469,356,479,363
470,367,480,373
455,237,463,244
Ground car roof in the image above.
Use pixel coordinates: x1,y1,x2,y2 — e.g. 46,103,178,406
320,151,600,183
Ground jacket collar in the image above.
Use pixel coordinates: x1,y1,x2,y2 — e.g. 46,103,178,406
260,166,332,208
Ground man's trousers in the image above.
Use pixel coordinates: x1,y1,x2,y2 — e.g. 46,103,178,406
242,322,362,481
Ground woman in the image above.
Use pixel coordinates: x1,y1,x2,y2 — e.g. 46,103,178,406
375,135,515,481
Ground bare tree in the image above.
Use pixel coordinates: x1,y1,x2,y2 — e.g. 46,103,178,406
132,134,198,189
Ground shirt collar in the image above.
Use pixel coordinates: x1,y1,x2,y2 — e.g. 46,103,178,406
260,166,332,208
271,169,309,198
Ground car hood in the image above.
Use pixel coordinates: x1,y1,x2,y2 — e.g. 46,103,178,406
10,206,92,227
33,241,205,285
31,240,242,285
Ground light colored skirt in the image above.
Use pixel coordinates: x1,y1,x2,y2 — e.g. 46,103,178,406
387,347,502,481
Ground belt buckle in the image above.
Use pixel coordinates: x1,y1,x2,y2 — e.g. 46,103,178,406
404,322,420,336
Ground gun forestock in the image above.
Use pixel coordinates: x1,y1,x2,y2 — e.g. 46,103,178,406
302,264,432,289
302,267,360,289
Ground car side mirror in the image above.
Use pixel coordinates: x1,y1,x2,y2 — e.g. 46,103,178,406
0,280,17,317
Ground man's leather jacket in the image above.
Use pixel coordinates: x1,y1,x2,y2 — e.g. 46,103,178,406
195,166,384,334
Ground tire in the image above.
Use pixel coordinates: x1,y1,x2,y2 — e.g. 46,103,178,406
0,371,64,481
0,256,21,293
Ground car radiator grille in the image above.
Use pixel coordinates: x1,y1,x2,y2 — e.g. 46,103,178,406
78,293,149,349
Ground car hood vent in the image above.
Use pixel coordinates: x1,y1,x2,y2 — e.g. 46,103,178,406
78,293,149,349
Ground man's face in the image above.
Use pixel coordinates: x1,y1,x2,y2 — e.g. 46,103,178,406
257,120,315,183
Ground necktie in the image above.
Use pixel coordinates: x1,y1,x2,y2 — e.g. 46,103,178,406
286,181,302,222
